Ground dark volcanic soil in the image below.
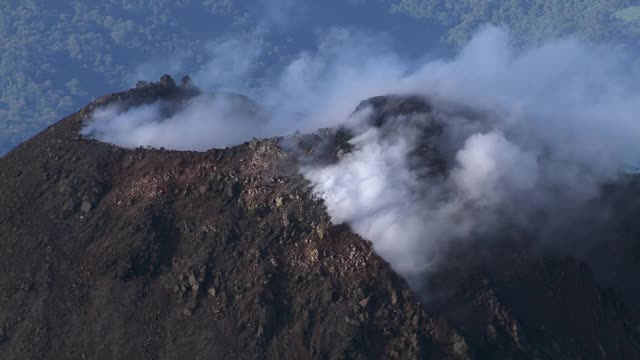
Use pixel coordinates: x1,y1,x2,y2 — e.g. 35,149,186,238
0,78,639,359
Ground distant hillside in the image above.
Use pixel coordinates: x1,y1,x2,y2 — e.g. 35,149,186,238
389,0,640,45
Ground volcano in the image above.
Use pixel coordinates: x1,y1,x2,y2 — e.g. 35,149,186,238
0,76,639,359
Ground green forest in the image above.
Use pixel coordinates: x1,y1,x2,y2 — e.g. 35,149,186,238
391,0,640,45
1,0,640,154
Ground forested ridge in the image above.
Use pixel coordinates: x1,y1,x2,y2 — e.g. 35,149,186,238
391,0,640,45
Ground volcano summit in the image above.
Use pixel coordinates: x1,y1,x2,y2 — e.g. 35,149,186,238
0,77,639,359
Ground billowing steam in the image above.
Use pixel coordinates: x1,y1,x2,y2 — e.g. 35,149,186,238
82,26,640,284
82,28,408,149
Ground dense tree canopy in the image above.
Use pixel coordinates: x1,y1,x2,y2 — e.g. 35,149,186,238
390,0,640,44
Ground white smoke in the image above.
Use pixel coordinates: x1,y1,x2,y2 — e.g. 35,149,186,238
299,26,640,281
83,93,271,150
452,131,539,207
82,25,640,283
303,117,477,277
82,28,407,149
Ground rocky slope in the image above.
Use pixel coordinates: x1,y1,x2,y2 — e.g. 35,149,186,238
0,77,638,359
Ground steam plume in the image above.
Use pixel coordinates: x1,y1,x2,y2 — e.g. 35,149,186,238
82,25,640,283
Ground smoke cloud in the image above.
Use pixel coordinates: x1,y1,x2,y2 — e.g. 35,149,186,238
82,25,640,285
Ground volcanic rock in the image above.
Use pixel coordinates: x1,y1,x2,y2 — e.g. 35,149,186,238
0,79,461,359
